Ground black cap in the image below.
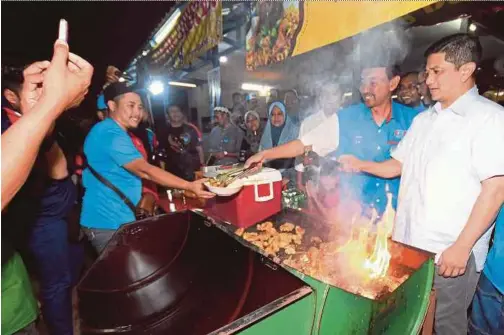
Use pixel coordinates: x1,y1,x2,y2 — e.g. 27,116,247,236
103,82,138,103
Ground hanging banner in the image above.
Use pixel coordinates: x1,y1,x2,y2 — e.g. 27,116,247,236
403,1,501,27
207,66,221,119
246,1,435,70
151,1,222,71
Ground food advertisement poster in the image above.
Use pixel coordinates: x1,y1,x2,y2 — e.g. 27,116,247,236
151,1,222,70
246,1,302,71
246,1,435,70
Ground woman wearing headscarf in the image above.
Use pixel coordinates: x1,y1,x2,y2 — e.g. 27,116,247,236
240,110,264,160
259,101,299,182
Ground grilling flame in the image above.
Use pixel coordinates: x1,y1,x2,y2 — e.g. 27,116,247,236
329,185,395,280
364,184,395,278
381,185,395,238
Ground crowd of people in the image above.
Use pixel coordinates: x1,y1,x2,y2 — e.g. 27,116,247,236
245,33,504,335
2,30,504,335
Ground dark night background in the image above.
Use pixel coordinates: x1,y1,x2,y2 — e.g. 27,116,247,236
2,1,175,115
2,1,176,149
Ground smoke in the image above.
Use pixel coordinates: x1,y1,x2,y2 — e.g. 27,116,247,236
270,18,411,121
287,20,412,218
357,21,412,73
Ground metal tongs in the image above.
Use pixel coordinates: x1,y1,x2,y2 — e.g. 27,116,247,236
214,163,260,187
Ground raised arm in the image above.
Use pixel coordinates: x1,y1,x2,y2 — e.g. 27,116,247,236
1,40,93,210
245,139,305,168
2,97,64,209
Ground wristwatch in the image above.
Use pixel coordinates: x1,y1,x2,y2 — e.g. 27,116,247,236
223,151,228,156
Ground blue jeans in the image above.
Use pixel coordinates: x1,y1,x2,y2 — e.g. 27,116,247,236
28,217,83,335
27,178,83,335
469,272,504,334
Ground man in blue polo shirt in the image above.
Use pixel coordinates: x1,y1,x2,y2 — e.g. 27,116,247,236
334,64,420,215
245,63,419,217
81,83,214,253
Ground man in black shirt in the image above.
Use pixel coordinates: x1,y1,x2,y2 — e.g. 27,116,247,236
164,104,204,180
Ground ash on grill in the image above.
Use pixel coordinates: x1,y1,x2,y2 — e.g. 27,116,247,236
236,218,414,300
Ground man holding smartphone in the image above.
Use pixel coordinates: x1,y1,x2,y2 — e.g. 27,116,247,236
2,37,93,335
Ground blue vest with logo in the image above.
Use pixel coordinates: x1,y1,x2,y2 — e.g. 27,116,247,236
333,101,420,214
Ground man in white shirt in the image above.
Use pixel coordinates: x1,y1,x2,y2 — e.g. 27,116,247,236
246,81,341,169
295,82,341,174
338,34,504,334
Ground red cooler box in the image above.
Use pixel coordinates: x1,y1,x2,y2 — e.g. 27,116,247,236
207,168,282,228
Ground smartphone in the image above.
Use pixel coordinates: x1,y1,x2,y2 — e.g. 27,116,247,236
58,19,68,43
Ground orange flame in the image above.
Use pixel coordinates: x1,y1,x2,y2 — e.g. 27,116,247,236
364,220,392,279
364,185,395,278
327,185,395,280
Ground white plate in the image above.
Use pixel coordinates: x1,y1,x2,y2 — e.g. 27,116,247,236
203,171,219,178
204,180,243,196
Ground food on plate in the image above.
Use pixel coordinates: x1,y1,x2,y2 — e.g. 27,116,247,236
207,166,256,189
208,178,226,187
